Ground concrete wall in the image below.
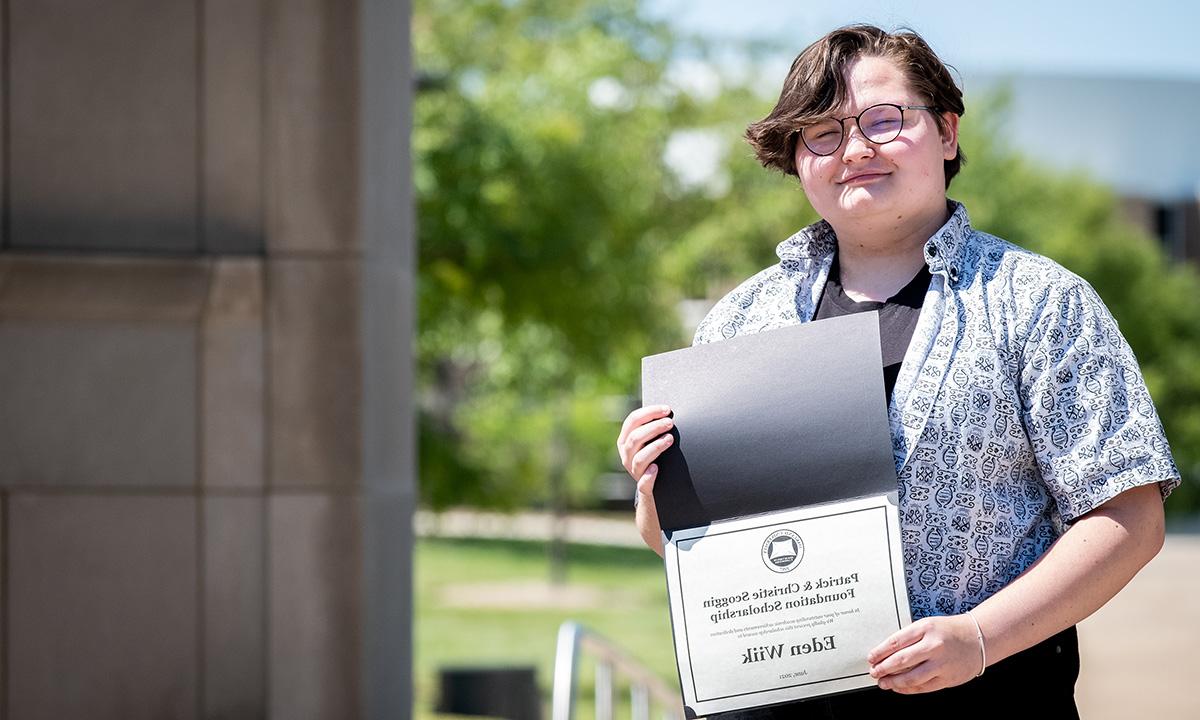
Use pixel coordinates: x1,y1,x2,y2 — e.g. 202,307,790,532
0,1,414,718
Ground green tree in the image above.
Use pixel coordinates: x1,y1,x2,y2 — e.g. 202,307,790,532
414,0,695,510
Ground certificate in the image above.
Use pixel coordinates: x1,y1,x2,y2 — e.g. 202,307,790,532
664,496,908,715
642,312,911,715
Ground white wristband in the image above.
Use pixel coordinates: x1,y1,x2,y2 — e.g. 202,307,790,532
966,610,987,677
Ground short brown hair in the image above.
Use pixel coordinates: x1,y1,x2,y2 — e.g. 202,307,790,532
746,24,966,188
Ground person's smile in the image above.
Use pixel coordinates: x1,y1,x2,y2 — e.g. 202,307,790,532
838,170,892,185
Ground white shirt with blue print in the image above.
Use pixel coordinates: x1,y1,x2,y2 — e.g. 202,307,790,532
692,200,1180,619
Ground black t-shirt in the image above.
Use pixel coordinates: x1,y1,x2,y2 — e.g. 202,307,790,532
813,253,930,405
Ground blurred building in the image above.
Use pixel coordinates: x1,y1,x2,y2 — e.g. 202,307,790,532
0,1,414,719
967,72,1200,263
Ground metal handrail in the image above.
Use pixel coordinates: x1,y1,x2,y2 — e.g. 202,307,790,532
552,621,683,720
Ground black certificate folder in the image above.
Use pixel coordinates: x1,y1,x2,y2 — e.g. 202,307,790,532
641,311,898,532
642,312,912,715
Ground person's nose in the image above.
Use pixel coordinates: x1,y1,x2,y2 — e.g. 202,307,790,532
840,122,876,162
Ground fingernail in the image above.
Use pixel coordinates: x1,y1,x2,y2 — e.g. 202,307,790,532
664,417,674,428
663,434,673,445
649,464,658,474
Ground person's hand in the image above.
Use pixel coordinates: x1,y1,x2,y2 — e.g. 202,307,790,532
866,614,985,693
616,405,674,557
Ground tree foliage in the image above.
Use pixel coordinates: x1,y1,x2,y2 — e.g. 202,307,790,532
414,0,1200,513
414,0,693,508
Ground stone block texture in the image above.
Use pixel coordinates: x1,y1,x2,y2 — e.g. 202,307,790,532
264,0,360,254
203,259,266,489
204,0,265,254
268,259,362,489
8,0,199,252
0,257,206,489
269,494,364,720
0,320,198,488
0,1,412,718
7,495,198,720
204,497,267,719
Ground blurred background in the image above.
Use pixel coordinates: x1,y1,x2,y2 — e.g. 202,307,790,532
0,1,1196,719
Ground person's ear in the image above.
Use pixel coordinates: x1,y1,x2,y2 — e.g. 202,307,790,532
940,112,960,161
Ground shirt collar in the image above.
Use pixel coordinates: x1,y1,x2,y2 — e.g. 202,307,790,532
776,200,974,284
921,200,973,285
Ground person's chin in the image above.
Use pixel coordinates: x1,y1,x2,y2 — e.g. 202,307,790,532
837,186,892,213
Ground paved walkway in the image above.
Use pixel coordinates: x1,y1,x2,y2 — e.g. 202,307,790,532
1075,531,1199,719
415,508,644,547
418,509,1200,719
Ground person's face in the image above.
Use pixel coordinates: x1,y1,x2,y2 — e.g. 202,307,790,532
794,55,959,229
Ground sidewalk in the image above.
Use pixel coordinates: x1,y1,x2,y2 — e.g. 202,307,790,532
418,509,1200,720
415,508,644,547
1075,531,1199,719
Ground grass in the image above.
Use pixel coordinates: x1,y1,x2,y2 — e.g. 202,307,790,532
415,537,680,719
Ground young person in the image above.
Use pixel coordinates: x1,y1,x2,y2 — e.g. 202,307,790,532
617,25,1177,716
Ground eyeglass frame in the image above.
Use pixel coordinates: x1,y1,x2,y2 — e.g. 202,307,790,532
796,103,937,157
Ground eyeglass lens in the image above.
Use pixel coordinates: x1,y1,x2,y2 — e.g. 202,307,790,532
801,104,905,156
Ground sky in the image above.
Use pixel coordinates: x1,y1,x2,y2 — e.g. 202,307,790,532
644,0,1200,80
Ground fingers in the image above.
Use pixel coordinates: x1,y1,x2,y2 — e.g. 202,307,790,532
870,614,983,694
867,619,927,666
626,415,675,454
876,661,939,693
619,405,671,444
871,638,943,695
618,405,672,558
630,432,673,478
870,644,927,680
635,464,658,502
616,405,674,478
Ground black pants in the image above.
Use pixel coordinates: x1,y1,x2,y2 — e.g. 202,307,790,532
717,626,1080,719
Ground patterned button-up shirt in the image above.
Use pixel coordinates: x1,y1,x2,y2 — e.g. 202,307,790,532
692,201,1179,618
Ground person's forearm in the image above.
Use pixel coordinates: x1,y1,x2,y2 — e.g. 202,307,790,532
969,483,1164,666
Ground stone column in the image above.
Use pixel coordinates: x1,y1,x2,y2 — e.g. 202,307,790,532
0,1,414,719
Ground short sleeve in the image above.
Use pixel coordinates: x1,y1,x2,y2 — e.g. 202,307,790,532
691,265,784,346
1018,280,1179,523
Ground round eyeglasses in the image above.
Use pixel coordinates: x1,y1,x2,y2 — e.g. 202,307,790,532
798,103,935,156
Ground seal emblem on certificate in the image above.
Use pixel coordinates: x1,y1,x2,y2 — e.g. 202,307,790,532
761,529,803,572
642,312,911,716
